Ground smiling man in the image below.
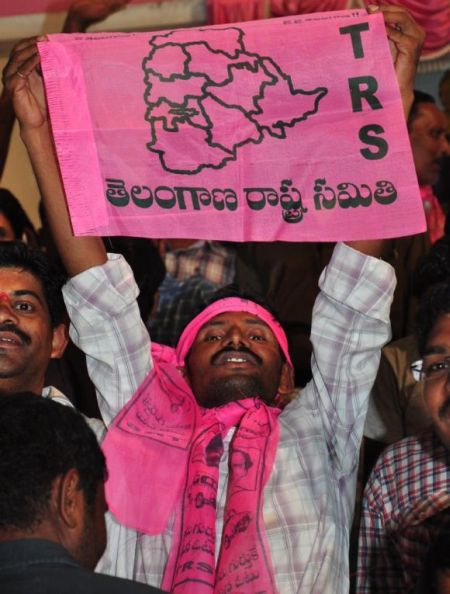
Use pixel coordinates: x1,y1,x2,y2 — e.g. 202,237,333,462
0,242,67,396
357,281,450,594
3,5,424,593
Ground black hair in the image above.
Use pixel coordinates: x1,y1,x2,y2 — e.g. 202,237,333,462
413,236,450,299
416,281,450,356
0,189,38,242
0,241,66,327
202,283,282,322
407,89,436,132
0,392,106,531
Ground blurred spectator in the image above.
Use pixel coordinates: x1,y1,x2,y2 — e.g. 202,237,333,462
408,90,450,244
0,188,40,246
150,240,235,346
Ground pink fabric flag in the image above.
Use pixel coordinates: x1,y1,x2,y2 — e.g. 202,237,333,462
0,0,161,18
38,10,426,242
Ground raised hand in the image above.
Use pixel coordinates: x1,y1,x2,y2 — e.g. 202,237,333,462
63,0,131,33
368,4,425,116
2,38,47,134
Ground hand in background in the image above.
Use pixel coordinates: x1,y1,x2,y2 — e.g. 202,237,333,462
63,0,131,33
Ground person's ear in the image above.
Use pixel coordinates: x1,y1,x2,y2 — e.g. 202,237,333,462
56,468,84,531
276,362,296,406
50,323,69,360
178,366,191,386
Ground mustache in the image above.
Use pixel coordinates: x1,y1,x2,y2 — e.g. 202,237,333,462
438,398,450,421
0,322,31,346
211,346,262,366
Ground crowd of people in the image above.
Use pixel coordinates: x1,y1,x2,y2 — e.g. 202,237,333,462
0,1,449,593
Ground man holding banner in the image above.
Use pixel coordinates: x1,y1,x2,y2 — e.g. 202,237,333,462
3,4,424,593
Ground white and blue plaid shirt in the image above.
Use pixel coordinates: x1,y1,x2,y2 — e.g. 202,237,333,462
63,242,395,594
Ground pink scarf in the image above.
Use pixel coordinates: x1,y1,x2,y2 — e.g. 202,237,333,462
102,298,292,593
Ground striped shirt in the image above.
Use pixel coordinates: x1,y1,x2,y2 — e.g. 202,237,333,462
63,242,394,594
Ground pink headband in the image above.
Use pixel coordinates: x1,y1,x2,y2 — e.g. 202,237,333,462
175,297,293,367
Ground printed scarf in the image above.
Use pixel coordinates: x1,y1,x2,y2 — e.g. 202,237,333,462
102,297,292,593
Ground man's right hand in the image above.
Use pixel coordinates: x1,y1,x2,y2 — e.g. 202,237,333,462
2,38,47,135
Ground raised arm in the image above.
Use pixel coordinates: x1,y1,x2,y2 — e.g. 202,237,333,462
346,4,425,258
2,38,107,276
2,39,153,425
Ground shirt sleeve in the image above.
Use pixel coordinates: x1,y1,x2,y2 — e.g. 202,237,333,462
288,242,396,476
62,253,153,426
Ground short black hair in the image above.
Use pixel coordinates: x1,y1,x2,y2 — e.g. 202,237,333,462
0,392,106,531
0,189,37,241
416,281,450,356
0,241,66,327
408,89,436,132
203,283,282,322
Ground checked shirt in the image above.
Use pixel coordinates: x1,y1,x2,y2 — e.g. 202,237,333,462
357,430,450,593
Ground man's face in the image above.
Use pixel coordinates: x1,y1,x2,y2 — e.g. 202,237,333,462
0,267,66,395
183,311,292,408
409,103,450,186
423,313,450,449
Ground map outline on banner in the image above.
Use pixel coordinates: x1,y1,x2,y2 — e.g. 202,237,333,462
142,26,329,175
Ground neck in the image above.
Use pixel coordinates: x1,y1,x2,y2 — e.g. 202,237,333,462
0,378,44,397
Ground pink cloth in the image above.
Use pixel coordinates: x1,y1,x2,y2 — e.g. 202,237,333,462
371,0,450,56
271,0,350,15
102,297,287,592
38,10,425,242
421,185,446,245
0,0,159,17
161,400,280,593
208,0,267,24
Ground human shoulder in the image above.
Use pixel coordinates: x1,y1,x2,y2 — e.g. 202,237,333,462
367,431,448,504
84,570,165,593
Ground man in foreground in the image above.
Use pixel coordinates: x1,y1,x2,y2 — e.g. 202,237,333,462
3,5,424,593
0,392,164,593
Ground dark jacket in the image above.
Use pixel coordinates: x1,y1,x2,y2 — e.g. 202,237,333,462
0,539,165,594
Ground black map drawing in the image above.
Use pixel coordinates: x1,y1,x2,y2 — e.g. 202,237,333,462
142,27,328,175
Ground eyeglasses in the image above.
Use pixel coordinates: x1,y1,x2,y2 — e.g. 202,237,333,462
410,356,450,382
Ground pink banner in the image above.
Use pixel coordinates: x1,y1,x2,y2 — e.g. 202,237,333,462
38,11,426,242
